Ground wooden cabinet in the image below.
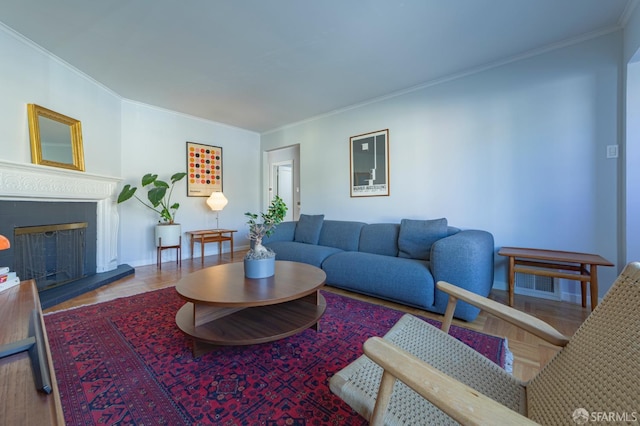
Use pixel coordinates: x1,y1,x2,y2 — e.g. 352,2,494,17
0,280,64,425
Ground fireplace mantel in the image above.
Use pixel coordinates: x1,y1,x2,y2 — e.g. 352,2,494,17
0,159,121,272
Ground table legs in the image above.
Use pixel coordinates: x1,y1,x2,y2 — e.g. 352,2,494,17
506,257,598,311
508,256,515,307
589,264,598,311
189,234,235,265
157,236,181,270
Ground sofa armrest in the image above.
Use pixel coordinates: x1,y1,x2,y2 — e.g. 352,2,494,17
430,230,495,320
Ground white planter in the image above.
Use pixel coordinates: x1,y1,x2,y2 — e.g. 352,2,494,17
155,223,181,247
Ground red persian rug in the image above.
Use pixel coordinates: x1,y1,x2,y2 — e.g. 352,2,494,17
45,288,509,425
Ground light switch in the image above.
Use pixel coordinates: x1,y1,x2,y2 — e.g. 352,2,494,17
606,145,618,159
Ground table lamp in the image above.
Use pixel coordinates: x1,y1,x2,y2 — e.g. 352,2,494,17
206,192,228,229
0,234,9,273
0,234,9,250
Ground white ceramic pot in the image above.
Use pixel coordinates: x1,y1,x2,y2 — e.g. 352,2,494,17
155,223,181,247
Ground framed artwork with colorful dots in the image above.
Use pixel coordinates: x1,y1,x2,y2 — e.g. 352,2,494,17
186,142,223,196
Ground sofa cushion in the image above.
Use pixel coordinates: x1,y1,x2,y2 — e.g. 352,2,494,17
267,241,342,268
359,223,399,256
398,218,448,260
294,214,324,244
318,220,366,251
322,251,435,309
262,221,297,244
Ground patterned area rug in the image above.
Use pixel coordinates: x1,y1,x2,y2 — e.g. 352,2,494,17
45,287,509,425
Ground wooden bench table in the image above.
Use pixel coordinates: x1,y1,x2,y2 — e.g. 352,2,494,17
186,229,237,264
498,247,614,311
0,280,64,425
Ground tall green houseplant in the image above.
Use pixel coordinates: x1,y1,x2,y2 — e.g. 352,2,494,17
117,172,187,224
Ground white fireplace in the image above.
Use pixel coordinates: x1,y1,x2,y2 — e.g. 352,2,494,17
0,159,120,273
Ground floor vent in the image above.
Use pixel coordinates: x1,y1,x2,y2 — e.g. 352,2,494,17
514,272,559,299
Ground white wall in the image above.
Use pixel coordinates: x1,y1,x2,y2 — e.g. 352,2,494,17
262,33,622,299
0,23,263,268
627,62,640,263
0,23,121,175
624,3,640,265
119,101,261,266
624,3,640,64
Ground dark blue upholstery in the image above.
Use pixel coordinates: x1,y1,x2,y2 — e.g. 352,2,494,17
317,220,365,251
359,223,399,256
267,241,342,268
430,230,495,319
323,252,435,309
264,218,494,321
263,221,296,243
398,218,448,260
294,214,325,244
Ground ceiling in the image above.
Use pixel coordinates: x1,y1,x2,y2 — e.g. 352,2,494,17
0,0,635,133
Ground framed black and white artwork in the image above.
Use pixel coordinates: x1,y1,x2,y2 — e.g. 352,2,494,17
349,129,389,197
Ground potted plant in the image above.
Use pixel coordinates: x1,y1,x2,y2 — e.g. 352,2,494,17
117,172,187,247
244,195,287,278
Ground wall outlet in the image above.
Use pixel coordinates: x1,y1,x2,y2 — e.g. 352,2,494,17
606,145,618,158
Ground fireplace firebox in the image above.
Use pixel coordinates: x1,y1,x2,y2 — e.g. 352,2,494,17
14,222,88,291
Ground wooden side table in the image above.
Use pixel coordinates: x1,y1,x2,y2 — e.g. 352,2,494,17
498,247,614,311
157,236,181,270
186,229,237,265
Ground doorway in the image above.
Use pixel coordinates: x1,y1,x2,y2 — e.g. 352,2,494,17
272,161,294,222
267,145,300,221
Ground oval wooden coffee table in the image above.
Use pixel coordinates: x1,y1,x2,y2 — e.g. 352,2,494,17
175,261,326,356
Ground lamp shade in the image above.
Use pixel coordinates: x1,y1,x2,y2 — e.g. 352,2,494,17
206,192,228,211
0,234,9,250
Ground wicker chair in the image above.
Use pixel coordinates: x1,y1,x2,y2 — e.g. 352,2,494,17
329,262,640,425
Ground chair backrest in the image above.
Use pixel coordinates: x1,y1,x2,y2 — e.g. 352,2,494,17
527,262,640,424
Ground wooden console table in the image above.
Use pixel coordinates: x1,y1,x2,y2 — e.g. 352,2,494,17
0,280,64,425
498,247,614,311
186,229,237,264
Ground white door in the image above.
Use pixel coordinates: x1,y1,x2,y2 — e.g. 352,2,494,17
272,161,294,222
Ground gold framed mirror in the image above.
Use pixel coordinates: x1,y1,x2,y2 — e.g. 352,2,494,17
27,104,85,171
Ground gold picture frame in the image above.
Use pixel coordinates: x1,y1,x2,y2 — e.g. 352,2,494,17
27,104,85,171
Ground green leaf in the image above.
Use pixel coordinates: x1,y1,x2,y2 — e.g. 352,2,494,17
171,172,187,183
153,180,170,189
147,186,167,207
141,173,158,187
117,184,137,203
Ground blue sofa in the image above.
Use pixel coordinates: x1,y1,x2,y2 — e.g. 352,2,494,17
263,215,494,321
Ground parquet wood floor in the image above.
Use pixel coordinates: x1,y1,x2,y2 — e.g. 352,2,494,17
44,250,590,382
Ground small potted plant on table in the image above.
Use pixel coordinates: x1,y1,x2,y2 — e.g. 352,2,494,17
244,196,287,278
117,172,187,247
